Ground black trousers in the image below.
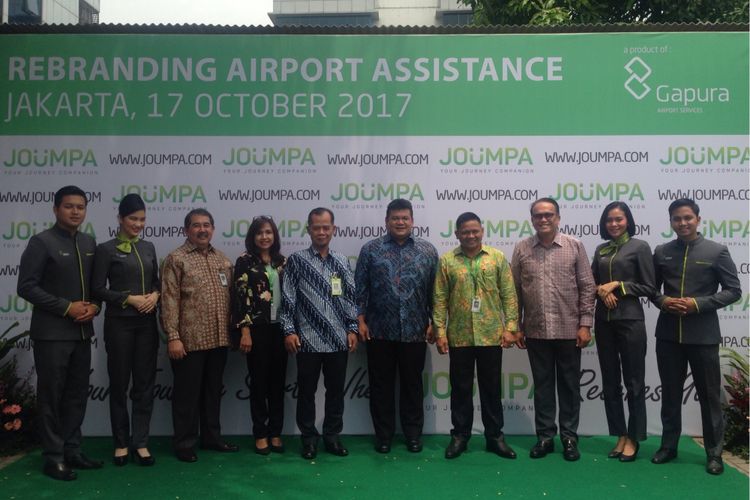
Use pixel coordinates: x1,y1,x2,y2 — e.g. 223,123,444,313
170,347,227,451
104,315,158,449
526,338,581,442
595,318,647,441
246,323,288,439
366,339,426,441
33,339,91,464
656,339,723,457
295,351,348,445
449,346,505,440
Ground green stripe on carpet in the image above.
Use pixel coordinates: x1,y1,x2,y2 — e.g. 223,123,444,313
1,436,747,499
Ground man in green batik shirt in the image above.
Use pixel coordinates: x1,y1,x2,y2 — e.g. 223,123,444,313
433,212,519,460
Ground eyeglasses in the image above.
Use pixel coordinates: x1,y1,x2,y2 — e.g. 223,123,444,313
531,212,557,221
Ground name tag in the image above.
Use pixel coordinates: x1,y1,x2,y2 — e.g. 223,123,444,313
331,276,342,296
218,272,228,287
471,297,481,313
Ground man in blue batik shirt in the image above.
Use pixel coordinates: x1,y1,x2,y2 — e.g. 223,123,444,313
355,199,438,454
280,207,358,460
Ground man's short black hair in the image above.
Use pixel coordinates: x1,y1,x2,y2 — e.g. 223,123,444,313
455,212,481,231
668,198,700,217
54,185,87,207
184,208,214,229
530,197,560,215
386,198,413,218
307,207,335,226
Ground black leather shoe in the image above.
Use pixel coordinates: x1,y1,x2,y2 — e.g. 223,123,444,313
619,442,639,463
486,436,517,459
562,439,580,462
444,436,467,459
706,456,724,475
324,439,349,457
65,454,103,469
201,441,239,453
405,438,422,453
113,455,128,467
301,444,317,460
607,449,622,459
175,449,198,463
132,449,156,466
43,461,77,481
529,439,554,459
651,447,677,464
374,439,391,454
255,444,271,455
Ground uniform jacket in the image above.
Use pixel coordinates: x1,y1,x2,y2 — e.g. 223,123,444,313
652,234,741,344
92,238,160,318
592,237,656,322
17,225,99,341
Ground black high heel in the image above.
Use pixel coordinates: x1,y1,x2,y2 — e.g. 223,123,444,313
619,442,639,462
131,448,156,466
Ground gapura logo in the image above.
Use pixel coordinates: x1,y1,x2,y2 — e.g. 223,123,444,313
624,57,651,100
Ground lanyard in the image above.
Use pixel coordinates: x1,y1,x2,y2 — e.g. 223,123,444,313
462,254,481,295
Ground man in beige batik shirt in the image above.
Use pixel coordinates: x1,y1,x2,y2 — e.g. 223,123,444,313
161,208,239,462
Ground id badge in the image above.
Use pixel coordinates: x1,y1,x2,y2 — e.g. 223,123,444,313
331,276,342,296
218,272,228,287
471,297,481,313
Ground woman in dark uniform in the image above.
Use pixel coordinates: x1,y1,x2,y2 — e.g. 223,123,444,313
591,201,655,462
231,216,287,455
92,194,160,466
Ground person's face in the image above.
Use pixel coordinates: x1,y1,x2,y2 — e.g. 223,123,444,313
605,208,628,240
118,210,146,239
386,209,413,242
531,201,560,237
670,205,701,241
308,212,334,250
455,219,483,253
254,222,274,252
53,195,87,232
186,214,214,249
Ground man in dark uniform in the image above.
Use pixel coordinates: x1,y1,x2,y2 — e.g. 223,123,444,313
651,198,742,475
17,185,102,481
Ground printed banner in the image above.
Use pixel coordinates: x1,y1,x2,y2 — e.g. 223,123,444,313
1,32,748,437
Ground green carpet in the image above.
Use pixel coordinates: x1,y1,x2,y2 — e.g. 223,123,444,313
1,436,747,499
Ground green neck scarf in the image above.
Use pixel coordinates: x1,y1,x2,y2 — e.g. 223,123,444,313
599,233,629,256
116,233,140,254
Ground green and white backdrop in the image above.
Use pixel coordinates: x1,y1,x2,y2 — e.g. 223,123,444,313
1,31,748,437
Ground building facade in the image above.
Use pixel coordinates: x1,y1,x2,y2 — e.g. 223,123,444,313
271,0,472,27
2,0,99,24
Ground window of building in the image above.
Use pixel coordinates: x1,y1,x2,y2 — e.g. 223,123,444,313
8,0,42,24
272,13,377,27
79,0,99,25
439,11,474,26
